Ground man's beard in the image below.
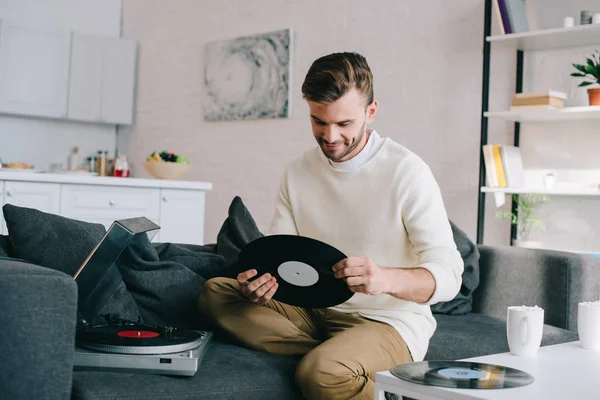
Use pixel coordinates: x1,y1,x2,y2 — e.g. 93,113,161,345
317,121,367,162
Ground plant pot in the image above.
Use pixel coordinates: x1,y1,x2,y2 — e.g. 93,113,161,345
513,240,543,249
588,88,600,106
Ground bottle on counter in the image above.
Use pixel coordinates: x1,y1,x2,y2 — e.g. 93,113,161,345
68,147,79,171
113,154,130,177
97,151,107,176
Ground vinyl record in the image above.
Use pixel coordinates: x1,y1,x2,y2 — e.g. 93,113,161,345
76,324,204,355
239,235,353,308
391,361,534,389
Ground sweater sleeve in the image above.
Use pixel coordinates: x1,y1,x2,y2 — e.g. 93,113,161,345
267,171,299,236
402,166,464,305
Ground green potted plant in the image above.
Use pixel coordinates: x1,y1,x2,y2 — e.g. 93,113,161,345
496,194,549,248
571,50,600,106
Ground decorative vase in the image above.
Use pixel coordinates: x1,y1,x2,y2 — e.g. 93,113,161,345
513,240,543,249
588,88,600,106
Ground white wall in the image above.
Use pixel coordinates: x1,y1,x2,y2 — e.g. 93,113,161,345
120,0,600,250
0,0,122,171
119,0,486,243
484,0,600,253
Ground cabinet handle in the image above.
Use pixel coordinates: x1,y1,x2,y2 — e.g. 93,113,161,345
6,191,12,197
162,196,168,202
109,200,116,206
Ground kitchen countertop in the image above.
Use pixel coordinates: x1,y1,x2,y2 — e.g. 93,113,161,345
0,171,212,190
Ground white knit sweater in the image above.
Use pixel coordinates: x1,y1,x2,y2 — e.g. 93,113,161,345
268,134,464,361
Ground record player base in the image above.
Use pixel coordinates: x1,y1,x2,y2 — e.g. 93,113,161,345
375,341,595,400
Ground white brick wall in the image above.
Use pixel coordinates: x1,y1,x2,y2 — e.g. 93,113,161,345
119,0,600,252
120,0,487,243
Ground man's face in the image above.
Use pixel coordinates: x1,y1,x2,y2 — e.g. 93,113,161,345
308,88,378,162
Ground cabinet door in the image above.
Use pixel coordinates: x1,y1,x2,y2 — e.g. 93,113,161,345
0,20,70,118
158,189,206,245
67,33,104,122
1,182,61,234
0,181,5,235
101,38,137,125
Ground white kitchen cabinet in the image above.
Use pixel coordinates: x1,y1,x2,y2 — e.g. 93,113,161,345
0,20,71,118
101,38,137,125
158,189,206,245
1,181,61,234
67,33,105,122
0,174,211,245
60,185,160,230
67,34,137,125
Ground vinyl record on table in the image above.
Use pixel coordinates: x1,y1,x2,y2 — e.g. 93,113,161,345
239,235,353,308
391,361,534,389
76,324,204,355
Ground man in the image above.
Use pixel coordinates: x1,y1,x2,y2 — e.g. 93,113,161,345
199,52,464,400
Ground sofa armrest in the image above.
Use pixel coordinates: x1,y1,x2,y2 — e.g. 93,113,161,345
0,258,77,400
472,246,600,332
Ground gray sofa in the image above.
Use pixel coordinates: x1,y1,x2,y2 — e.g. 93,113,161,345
2,237,598,399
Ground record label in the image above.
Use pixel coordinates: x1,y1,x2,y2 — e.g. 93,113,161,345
438,368,486,380
277,261,319,287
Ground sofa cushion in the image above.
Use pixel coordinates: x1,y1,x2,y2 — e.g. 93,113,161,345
426,313,579,361
71,341,302,400
3,204,106,277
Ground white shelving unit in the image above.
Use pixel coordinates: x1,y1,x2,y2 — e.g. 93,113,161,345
485,106,600,122
478,8,600,249
487,23,600,51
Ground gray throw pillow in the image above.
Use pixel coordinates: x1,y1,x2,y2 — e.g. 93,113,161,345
3,204,106,276
2,204,141,324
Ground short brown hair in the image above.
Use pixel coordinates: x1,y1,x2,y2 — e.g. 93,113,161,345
301,52,374,106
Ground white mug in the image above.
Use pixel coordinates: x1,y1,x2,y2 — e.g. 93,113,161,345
593,13,600,24
564,17,575,28
578,302,600,350
507,306,544,356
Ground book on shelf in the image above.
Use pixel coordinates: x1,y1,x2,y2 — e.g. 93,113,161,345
482,144,524,188
511,90,567,110
504,0,529,33
493,0,512,34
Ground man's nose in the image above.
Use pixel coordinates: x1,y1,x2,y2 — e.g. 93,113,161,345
322,125,340,143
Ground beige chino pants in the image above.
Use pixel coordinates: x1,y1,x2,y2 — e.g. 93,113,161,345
198,277,413,400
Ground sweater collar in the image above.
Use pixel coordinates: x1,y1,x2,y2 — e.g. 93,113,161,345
328,130,382,171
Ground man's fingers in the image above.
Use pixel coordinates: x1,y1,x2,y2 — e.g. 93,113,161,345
237,269,258,285
246,273,272,293
331,259,347,273
345,276,365,287
256,282,279,305
334,266,362,279
349,284,367,294
252,277,277,299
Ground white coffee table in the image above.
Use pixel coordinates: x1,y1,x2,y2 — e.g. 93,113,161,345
375,341,600,399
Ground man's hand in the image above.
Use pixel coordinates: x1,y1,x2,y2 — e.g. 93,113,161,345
332,257,391,295
237,269,279,306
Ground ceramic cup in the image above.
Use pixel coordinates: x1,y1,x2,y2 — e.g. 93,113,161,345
593,13,600,24
507,306,544,356
564,17,575,28
578,301,600,350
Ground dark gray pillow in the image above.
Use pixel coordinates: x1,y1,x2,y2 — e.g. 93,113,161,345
2,204,141,324
430,221,481,315
3,204,106,276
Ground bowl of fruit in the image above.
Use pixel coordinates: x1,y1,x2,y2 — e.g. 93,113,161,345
144,151,190,180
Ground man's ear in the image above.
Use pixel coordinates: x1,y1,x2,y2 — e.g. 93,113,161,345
366,100,378,123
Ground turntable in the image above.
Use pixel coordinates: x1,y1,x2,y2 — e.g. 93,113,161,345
72,217,212,377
